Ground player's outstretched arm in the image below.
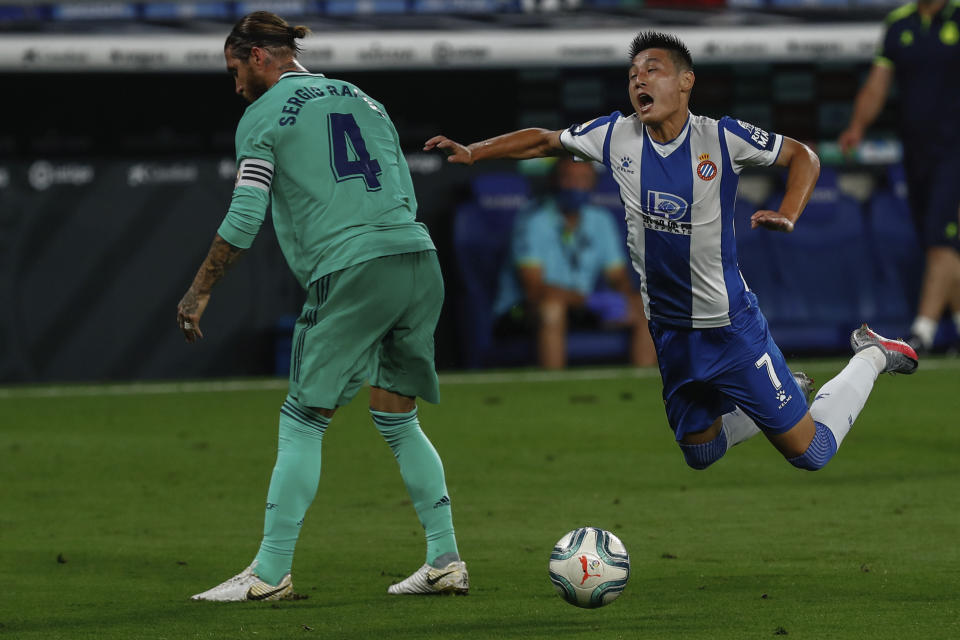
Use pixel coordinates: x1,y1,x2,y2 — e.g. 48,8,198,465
177,234,246,343
750,136,820,233
424,128,566,165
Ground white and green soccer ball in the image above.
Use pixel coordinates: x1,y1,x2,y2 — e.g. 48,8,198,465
548,527,630,608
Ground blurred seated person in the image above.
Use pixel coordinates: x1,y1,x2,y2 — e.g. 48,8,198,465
492,156,657,369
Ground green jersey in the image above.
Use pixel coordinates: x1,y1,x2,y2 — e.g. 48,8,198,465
218,72,435,288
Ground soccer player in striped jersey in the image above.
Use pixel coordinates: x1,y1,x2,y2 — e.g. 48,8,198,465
426,31,919,473
178,11,467,601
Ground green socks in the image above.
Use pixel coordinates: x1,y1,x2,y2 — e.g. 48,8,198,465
254,397,329,586
371,408,459,567
253,401,458,585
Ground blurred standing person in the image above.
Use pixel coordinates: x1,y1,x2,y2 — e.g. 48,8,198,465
839,0,960,352
179,11,467,601
493,156,656,369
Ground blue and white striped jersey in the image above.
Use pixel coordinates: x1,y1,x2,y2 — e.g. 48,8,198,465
560,111,783,328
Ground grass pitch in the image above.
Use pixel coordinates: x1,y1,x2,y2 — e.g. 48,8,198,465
2,359,959,639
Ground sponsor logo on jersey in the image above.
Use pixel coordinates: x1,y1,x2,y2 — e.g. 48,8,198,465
640,190,692,235
736,120,771,149
696,153,717,181
646,191,688,220
615,155,635,174
570,118,597,136
776,388,793,410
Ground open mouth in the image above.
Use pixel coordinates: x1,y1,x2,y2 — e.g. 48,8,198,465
637,93,654,113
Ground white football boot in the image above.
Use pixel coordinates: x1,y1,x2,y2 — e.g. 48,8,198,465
191,562,293,602
850,324,919,375
387,560,469,595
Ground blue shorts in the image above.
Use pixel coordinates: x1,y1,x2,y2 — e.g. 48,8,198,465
649,299,809,440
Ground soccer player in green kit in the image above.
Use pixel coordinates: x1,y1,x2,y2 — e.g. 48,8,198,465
178,11,468,601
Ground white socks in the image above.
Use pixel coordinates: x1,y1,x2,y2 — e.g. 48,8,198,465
713,342,887,457
720,345,884,453
910,316,937,349
721,408,762,450
808,348,882,448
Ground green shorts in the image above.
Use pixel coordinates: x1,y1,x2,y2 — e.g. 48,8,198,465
288,250,443,410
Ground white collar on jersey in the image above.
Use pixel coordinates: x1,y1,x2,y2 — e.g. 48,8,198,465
643,113,691,158
278,71,327,79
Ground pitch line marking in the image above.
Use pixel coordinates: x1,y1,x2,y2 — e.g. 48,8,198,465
1,358,957,398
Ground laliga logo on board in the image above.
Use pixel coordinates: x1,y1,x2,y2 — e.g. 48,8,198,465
696,153,717,181
127,163,198,187
28,161,94,191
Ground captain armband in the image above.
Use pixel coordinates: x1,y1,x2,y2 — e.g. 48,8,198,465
235,158,274,191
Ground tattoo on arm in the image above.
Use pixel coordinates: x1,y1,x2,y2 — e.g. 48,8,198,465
179,287,203,318
191,235,245,295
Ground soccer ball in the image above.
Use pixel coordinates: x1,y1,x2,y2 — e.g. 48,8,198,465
548,527,630,608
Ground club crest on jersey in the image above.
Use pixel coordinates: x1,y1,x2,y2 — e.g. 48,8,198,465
696,153,717,181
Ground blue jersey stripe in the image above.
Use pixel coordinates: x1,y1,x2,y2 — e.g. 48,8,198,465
601,112,620,171
640,128,695,327
567,111,619,137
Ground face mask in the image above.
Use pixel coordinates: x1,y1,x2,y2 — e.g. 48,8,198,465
555,188,591,213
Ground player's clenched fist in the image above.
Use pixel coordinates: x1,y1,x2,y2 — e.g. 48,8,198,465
423,136,473,165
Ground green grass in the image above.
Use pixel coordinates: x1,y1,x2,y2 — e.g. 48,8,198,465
2,359,959,639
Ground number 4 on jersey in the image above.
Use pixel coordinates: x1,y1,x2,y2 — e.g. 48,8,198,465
328,112,382,191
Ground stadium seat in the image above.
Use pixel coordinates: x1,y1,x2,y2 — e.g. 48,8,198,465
761,167,874,352
864,164,922,327
453,171,631,368
453,173,532,368
590,169,643,290
734,187,789,324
